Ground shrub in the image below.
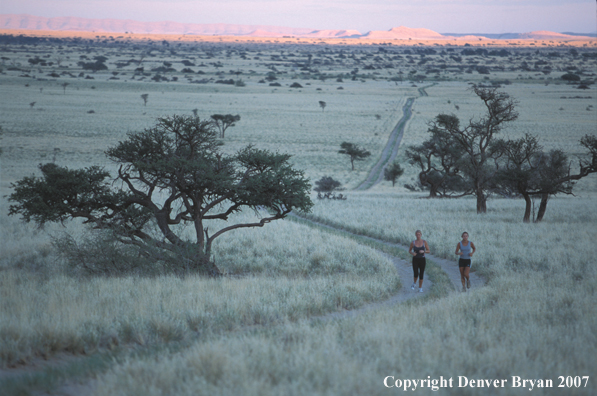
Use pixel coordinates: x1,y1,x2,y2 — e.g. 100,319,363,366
561,73,581,82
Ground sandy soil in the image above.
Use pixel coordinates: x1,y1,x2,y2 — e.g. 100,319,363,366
1,28,595,48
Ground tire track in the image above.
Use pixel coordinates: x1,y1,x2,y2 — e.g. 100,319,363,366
355,83,435,190
355,97,415,190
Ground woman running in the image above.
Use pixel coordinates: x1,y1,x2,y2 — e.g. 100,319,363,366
409,230,430,293
455,231,476,292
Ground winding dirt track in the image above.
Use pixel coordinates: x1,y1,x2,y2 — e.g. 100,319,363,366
301,84,485,319
292,213,485,324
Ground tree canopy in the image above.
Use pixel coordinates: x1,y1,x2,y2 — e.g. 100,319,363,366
210,114,241,138
338,142,371,171
9,115,313,276
383,161,404,187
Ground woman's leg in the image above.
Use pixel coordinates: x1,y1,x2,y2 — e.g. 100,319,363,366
464,266,471,288
459,266,466,288
418,260,426,288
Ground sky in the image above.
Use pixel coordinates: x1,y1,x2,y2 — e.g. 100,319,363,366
1,0,596,34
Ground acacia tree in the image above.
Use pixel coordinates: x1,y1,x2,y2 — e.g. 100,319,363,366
338,142,371,171
140,93,149,106
9,115,312,276
319,101,326,112
493,134,596,222
405,126,469,197
210,114,241,138
492,134,544,222
383,161,404,187
430,86,518,213
533,134,597,222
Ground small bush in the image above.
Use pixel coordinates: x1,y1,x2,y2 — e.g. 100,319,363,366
314,176,342,193
561,73,581,82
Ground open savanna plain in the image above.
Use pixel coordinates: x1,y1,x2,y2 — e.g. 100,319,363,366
1,32,596,395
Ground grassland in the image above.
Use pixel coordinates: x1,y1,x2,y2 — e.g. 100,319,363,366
0,32,596,395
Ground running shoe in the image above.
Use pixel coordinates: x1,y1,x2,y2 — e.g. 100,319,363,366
411,282,416,290
467,279,471,289
419,288,423,293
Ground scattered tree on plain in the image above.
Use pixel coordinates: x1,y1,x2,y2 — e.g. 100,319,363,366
492,134,545,222
338,142,371,171
383,161,405,187
210,114,241,138
8,115,313,276
141,93,149,106
319,101,326,112
494,133,597,222
313,176,346,200
405,126,469,198
532,135,597,222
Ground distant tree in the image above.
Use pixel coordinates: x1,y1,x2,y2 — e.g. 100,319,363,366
141,94,149,107
8,115,313,276
61,82,69,94
383,161,404,187
319,101,326,112
290,82,303,88
29,101,36,109
339,142,371,171
314,176,342,193
313,176,346,200
210,114,241,138
78,60,108,72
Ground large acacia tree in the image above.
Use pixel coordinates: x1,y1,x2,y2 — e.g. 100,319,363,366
424,86,518,212
9,115,313,276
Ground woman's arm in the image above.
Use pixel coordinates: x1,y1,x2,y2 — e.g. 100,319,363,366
455,242,462,255
424,240,430,254
470,242,476,257
409,242,415,256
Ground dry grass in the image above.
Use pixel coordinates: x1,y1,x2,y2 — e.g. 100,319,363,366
1,37,596,394
0,210,399,367
91,195,597,396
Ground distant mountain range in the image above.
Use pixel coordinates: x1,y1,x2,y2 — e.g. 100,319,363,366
1,14,595,40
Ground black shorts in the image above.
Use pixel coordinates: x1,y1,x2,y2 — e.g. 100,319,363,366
412,257,426,279
458,259,471,268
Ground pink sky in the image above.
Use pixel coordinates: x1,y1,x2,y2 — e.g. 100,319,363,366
1,0,595,33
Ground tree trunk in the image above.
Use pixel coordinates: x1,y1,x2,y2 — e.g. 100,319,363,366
535,193,549,223
428,184,439,198
476,191,487,213
522,192,532,223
